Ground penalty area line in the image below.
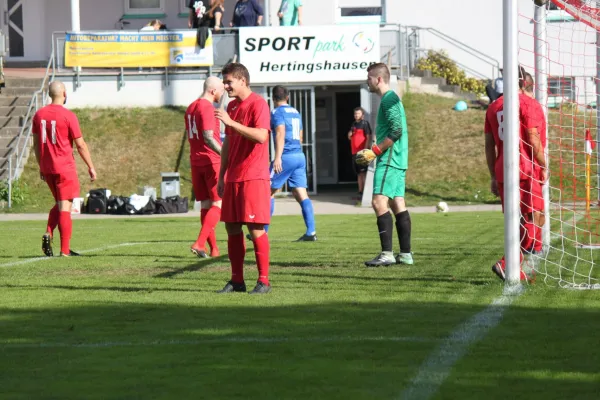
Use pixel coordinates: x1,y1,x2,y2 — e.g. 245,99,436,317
398,291,523,400
0,242,154,268
0,335,437,349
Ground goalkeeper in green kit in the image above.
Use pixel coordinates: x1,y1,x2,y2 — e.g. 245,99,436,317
356,63,412,267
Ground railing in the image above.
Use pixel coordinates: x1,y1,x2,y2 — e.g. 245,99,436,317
6,52,54,208
405,26,501,81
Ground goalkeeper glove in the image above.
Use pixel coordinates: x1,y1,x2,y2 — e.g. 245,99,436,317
355,145,382,166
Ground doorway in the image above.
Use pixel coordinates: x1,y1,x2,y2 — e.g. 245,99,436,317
335,90,361,183
2,0,24,58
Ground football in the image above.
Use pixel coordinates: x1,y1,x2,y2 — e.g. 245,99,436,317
436,201,450,213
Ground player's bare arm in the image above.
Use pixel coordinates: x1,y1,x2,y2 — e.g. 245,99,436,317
74,137,97,181
217,136,230,198
484,133,499,196
203,129,222,154
273,125,286,174
215,109,268,143
527,127,547,182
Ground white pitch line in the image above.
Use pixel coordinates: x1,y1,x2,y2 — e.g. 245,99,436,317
0,335,436,349
0,242,154,268
398,290,523,400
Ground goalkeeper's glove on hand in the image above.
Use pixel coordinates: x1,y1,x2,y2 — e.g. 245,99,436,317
355,145,382,166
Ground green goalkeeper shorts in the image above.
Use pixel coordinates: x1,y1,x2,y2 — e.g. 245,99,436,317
373,164,406,198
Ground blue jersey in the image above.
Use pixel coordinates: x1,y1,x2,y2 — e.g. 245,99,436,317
271,104,303,154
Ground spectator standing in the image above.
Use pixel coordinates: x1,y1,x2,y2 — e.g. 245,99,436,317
278,0,302,26
189,0,225,33
230,0,263,28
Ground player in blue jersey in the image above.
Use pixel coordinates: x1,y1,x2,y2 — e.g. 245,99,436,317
268,85,317,241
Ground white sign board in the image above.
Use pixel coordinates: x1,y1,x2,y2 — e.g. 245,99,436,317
239,25,380,84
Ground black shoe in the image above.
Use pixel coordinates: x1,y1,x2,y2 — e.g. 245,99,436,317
190,247,208,258
295,234,317,242
249,281,271,294
246,234,253,241
42,234,53,257
60,250,80,257
217,281,247,293
364,252,396,267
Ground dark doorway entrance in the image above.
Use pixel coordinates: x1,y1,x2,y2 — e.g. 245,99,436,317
335,90,361,183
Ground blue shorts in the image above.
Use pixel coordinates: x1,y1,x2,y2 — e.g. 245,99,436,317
271,152,307,189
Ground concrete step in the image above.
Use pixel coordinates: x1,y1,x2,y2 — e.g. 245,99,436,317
0,97,31,107
0,116,22,128
0,137,16,148
440,84,462,94
408,76,423,87
420,76,447,86
0,147,14,157
0,127,24,138
4,77,45,88
1,87,39,97
0,106,28,117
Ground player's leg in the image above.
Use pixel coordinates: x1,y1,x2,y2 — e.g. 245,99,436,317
365,164,395,267
42,174,59,257
387,168,412,265
56,171,80,257
245,180,272,294
531,180,545,253
218,182,247,293
289,154,316,241
357,172,366,196
191,164,221,257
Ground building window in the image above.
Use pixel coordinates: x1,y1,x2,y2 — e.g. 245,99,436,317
548,76,575,101
125,0,165,14
336,7,382,24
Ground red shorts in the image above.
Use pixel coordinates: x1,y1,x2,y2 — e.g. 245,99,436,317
45,170,80,201
191,163,220,201
221,180,271,225
498,180,544,215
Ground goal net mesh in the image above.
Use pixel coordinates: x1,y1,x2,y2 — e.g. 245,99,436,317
517,0,600,288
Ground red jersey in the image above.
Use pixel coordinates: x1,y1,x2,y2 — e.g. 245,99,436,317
527,97,547,179
225,92,271,182
185,98,221,167
484,94,543,183
32,104,82,175
350,119,371,154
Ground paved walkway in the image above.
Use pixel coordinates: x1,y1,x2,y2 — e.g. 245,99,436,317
0,196,501,221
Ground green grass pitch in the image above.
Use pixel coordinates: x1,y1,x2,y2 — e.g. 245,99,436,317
1,212,600,399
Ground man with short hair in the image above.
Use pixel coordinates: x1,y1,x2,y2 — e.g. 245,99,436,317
484,68,546,281
268,85,316,241
215,63,272,294
361,63,413,267
187,76,225,258
32,80,97,257
348,106,372,198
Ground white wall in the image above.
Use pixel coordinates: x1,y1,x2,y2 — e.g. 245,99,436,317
63,76,205,108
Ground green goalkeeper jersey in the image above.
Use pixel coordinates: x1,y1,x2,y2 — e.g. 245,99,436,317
376,90,408,169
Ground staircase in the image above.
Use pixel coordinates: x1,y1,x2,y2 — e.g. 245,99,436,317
406,69,480,101
0,77,45,180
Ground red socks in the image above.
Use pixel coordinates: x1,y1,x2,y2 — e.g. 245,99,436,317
46,205,59,235
228,232,246,284
533,223,543,252
58,211,72,254
253,233,270,285
520,221,534,253
197,207,220,252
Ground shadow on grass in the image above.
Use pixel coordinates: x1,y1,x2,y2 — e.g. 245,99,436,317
153,252,238,279
0,300,599,399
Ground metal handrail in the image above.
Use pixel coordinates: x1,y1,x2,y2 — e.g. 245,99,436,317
407,26,501,80
13,53,53,174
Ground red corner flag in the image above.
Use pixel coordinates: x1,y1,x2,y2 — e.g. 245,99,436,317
585,129,596,155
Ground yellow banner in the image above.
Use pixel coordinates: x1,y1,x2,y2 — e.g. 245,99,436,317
64,31,213,68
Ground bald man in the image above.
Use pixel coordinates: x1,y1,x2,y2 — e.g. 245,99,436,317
32,80,97,257
186,76,226,258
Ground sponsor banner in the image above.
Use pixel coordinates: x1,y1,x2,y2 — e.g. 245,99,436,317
239,25,380,84
64,31,213,68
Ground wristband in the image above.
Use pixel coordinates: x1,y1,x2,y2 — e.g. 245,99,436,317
372,144,383,156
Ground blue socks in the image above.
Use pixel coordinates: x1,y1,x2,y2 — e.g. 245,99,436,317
300,198,316,236
264,198,275,233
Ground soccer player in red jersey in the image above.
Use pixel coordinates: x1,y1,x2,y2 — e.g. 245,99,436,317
215,63,272,294
32,81,97,257
521,72,547,254
186,76,225,258
484,70,546,281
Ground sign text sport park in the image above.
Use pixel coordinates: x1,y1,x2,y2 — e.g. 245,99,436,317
239,25,380,84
